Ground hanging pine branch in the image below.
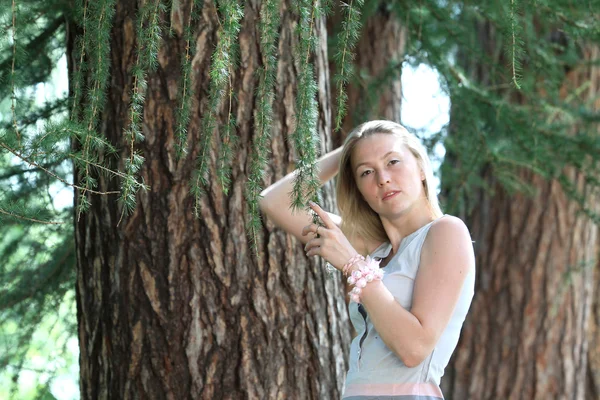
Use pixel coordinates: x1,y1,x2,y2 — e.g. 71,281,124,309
0,4,109,222
9,0,22,146
70,0,89,120
216,74,238,195
193,0,243,216
215,0,242,195
0,0,32,223
75,0,116,218
118,0,165,225
175,0,204,158
333,0,364,131
290,0,320,211
245,0,281,250
507,0,523,89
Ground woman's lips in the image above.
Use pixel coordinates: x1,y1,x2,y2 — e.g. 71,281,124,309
382,191,400,200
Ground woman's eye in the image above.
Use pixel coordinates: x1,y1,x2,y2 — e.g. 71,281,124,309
360,170,372,177
389,159,400,165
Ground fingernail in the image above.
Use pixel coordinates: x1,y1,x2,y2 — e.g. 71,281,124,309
309,201,316,206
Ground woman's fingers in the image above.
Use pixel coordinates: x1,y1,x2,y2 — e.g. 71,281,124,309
301,223,322,237
304,237,322,256
308,202,336,229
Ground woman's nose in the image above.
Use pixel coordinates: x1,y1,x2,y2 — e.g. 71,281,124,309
378,171,391,186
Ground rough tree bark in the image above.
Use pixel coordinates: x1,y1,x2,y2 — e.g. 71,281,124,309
584,47,600,400
70,1,352,399
589,256,600,400
442,24,600,400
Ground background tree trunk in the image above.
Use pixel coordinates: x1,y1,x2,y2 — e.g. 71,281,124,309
71,1,351,399
584,48,600,400
442,23,600,400
589,257,600,399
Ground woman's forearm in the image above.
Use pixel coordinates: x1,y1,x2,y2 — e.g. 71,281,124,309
360,281,430,368
259,147,343,240
260,147,342,200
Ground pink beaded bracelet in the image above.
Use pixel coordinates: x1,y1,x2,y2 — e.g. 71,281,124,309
342,254,365,276
347,256,384,303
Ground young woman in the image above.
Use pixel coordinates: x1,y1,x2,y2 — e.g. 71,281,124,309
259,120,475,399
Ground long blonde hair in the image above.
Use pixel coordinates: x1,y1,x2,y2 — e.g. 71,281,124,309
336,120,443,244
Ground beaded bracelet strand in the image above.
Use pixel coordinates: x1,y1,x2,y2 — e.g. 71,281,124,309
342,254,365,276
347,256,384,303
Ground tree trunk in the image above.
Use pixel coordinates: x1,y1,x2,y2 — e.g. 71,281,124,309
584,47,600,400
588,257,600,400
71,1,351,399
442,24,600,400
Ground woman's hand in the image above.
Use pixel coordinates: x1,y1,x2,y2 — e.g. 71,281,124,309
302,202,360,270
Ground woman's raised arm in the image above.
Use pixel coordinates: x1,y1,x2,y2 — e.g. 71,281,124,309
259,147,343,244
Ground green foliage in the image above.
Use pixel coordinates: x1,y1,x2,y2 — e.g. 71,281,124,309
246,0,281,251
0,1,77,397
381,0,600,220
118,0,166,224
175,0,204,158
1,0,600,397
333,0,364,131
193,0,243,216
0,149,76,398
215,0,243,195
290,0,321,213
507,0,523,89
75,0,117,218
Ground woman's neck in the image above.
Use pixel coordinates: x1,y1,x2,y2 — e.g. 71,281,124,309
381,207,436,254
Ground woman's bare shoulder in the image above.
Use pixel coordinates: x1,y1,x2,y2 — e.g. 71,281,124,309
430,215,470,236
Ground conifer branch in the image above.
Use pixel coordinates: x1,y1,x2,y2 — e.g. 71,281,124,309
70,0,89,120
0,161,62,181
2,98,67,133
0,17,64,99
291,0,320,212
558,173,600,224
142,0,164,72
68,153,130,180
10,0,21,146
175,0,203,158
319,0,335,16
510,0,522,89
333,0,363,132
0,141,119,196
193,0,243,217
118,0,164,226
0,207,62,225
77,0,116,219
246,0,281,252
216,0,242,196
216,73,237,195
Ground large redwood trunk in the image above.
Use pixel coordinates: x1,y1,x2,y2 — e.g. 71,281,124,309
442,24,600,399
589,257,600,399
71,1,351,398
584,47,600,400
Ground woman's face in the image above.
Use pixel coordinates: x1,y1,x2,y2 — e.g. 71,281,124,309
351,133,427,219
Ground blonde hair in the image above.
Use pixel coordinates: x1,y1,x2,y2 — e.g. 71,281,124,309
336,120,443,244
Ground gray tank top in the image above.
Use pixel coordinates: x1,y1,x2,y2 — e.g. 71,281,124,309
342,216,475,400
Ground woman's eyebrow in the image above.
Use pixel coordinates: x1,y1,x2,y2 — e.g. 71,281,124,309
354,151,398,171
